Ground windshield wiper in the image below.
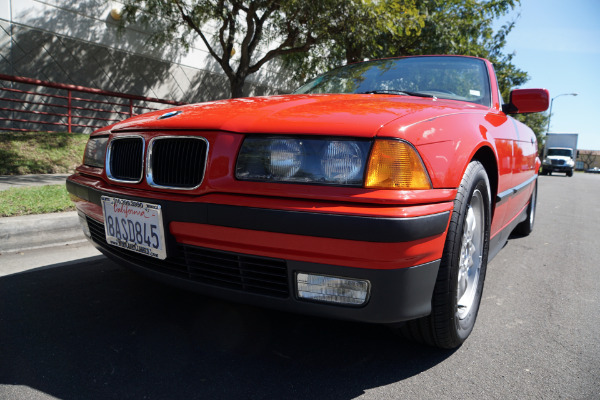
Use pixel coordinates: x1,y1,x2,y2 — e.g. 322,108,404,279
360,89,436,98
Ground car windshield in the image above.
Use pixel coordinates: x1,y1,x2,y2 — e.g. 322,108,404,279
294,56,491,106
548,148,573,157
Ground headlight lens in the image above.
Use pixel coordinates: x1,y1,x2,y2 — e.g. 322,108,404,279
83,136,108,168
321,141,363,183
236,137,370,186
236,136,431,189
268,139,303,178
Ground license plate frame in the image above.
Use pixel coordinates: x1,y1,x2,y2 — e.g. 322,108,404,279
101,196,167,260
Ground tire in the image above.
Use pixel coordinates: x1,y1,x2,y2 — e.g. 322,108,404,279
514,179,537,236
395,161,491,348
567,170,573,177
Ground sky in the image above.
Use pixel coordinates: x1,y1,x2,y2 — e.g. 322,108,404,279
496,0,600,150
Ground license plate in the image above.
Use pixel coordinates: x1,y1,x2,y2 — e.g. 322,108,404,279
101,196,167,260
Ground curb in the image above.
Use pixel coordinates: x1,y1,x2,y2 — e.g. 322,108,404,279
0,211,86,253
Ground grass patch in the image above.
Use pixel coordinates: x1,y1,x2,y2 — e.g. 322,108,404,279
0,131,88,175
0,185,75,217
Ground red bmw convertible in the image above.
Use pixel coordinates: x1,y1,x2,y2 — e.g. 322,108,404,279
67,56,549,348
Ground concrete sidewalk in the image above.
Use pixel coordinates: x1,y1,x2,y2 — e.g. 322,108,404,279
0,173,71,191
0,174,85,253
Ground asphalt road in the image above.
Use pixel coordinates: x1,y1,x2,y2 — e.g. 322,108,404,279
1,173,598,400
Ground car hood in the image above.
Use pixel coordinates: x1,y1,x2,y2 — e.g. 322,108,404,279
109,94,487,138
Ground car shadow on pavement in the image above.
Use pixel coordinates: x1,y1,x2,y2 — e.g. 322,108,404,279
0,257,455,399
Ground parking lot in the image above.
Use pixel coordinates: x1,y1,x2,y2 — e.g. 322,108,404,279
1,173,599,399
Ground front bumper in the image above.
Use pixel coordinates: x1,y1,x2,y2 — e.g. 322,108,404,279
543,163,572,172
67,176,450,323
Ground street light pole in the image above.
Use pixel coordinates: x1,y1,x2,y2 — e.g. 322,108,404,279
546,93,578,133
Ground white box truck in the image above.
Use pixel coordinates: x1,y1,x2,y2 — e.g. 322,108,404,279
540,133,578,177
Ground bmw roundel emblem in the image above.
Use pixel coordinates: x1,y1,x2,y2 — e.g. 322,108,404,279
158,110,183,120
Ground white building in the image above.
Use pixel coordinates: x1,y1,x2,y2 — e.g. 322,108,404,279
0,0,292,104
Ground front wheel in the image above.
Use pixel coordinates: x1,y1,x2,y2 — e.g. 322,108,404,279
395,161,491,348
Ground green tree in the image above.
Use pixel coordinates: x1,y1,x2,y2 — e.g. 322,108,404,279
325,0,425,64
285,1,519,77
119,0,424,98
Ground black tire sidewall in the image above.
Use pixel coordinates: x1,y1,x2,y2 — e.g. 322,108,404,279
443,161,491,344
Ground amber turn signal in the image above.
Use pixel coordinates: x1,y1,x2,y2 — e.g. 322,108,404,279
365,140,431,189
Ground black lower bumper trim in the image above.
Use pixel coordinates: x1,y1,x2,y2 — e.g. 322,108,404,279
86,215,440,324
67,178,449,243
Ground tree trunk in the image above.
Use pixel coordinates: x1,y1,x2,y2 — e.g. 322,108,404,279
230,76,245,98
345,42,363,64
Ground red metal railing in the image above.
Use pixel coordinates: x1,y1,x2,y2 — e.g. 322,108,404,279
0,74,187,133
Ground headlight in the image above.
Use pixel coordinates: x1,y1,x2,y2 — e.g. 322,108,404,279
268,139,304,178
236,136,431,189
321,141,363,183
83,136,108,168
236,137,369,186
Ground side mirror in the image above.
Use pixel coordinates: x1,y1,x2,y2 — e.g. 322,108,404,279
502,88,550,114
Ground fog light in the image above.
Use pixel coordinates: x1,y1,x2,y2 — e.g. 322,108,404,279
296,273,370,306
78,213,91,238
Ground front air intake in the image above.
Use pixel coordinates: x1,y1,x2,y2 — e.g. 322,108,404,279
147,136,208,189
107,136,144,182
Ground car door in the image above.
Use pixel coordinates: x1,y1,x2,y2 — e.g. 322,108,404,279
509,117,538,218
